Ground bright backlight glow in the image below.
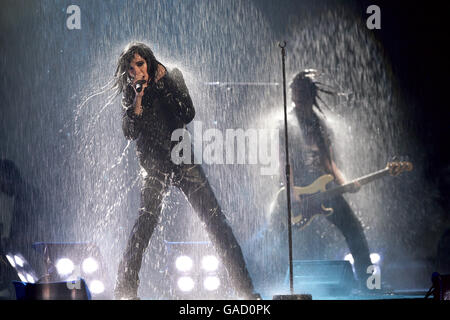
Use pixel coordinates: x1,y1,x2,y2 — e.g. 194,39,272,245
17,273,27,282
344,253,354,265
203,276,220,291
82,257,99,274
56,258,75,276
177,276,195,292
370,253,381,264
90,280,105,294
201,255,219,272
176,256,193,272
6,254,15,268
26,273,35,283
14,255,24,268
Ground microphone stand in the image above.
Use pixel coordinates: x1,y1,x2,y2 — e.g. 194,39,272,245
273,41,311,300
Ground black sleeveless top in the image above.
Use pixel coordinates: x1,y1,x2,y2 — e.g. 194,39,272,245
279,109,333,187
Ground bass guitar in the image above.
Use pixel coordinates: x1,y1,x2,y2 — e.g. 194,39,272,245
273,161,413,229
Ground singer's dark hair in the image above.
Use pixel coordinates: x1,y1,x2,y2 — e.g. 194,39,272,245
113,42,161,107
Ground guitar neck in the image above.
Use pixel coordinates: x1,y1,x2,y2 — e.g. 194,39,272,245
325,167,390,198
354,167,391,186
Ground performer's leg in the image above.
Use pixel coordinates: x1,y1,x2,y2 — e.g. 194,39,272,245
114,170,169,299
325,196,372,284
176,164,259,299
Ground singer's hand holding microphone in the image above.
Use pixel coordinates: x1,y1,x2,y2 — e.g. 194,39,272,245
129,77,148,116
134,79,148,95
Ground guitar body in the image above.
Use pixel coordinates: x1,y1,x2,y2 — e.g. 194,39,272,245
272,174,336,230
291,174,335,229
293,174,334,198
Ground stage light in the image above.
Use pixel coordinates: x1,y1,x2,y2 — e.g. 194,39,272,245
26,273,36,283
282,260,354,298
14,255,24,267
89,280,105,294
6,252,39,285
82,257,99,274
201,255,219,272
56,258,75,276
6,254,16,268
344,253,354,265
177,276,195,292
32,242,110,299
17,272,27,282
204,276,220,291
166,241,234,299
175,255,193,272
370,253,381,264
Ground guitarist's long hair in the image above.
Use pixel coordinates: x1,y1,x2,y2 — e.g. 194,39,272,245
290,69,342,116
290,70,339,165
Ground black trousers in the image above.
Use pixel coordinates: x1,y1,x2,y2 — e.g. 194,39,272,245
114,161,255,298
264,190,372,288
324,196,372,281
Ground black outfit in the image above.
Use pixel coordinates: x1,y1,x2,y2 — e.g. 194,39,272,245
266,108,371,287
114,67,256,299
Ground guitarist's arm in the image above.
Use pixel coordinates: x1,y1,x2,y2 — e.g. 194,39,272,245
324,145,361,193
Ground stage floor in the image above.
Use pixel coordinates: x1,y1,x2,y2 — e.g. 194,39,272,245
260,289,430,300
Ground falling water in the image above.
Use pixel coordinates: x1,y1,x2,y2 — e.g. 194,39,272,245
0,0,446,299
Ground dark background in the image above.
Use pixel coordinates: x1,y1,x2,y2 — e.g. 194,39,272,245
358,1,450,210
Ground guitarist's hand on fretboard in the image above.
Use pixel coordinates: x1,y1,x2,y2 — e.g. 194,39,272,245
346,180,362,193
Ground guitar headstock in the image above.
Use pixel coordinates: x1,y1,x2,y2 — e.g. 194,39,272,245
386,161,413,176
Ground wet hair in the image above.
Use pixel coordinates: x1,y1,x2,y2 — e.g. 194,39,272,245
290,69,338,116
113,42,161,107
290,70,337,161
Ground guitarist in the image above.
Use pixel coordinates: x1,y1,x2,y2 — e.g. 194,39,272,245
266,70,372,290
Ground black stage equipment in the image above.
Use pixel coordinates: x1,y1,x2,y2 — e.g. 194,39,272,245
425,272,450,300
32,242,110,299
13,278,91,300
282,260,355,298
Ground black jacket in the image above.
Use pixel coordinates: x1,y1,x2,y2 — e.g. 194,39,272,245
122,67,195,169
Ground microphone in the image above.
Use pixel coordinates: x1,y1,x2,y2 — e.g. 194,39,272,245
135,80,147,93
